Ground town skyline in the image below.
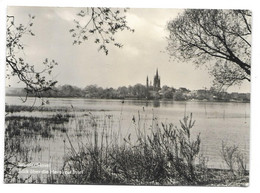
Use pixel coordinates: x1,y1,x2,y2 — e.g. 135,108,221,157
6,80,251,103
6,67,251,94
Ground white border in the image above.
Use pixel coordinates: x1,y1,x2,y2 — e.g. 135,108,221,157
0,0,259,193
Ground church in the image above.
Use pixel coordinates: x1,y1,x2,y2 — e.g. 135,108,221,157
146,69,161,99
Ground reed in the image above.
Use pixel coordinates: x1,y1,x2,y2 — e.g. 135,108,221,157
220,141,248,177
4,104,249,186
57,112,207,185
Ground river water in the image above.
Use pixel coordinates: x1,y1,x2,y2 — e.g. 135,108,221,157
5,96,250,170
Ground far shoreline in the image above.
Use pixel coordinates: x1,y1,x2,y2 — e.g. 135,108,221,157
5,95,250,104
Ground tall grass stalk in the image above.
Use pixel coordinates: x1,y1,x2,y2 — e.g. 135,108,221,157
59,112,206,185
4,104,249,186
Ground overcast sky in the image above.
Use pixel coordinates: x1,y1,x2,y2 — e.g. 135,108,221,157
6,6,250,92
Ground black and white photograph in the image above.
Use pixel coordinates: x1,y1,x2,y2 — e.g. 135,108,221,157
2,3,253,188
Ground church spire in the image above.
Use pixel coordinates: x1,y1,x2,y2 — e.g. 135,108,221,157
153,68,160,91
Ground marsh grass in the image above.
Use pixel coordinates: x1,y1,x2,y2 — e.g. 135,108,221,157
5,104,110,114
57,112,214,185
4,135,31,183
4,107,75,183
220,141,249,177
4,104,249,186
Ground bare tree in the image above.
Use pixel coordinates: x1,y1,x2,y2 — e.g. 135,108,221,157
6,15,58,102
70,7,134,55
166,9,251,90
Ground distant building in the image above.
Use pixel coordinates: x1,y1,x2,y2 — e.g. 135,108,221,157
153,68,161,91
146,68,161,99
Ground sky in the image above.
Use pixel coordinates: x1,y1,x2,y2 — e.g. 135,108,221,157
6,6,251,92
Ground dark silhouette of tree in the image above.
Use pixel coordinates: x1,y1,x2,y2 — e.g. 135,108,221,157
117,86,128,98
161,85,174,99
70,7,134,55
6,15,58,102
167,9,251,90
132,84,147,99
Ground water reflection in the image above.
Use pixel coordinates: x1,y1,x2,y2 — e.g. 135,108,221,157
124,99,160,108
153,100,160,108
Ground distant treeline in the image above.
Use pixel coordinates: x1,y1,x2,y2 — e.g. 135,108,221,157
6,84,150,99
50,84,150,99
6,84,250,102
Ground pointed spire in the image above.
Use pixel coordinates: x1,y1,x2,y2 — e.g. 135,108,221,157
156,68,158,76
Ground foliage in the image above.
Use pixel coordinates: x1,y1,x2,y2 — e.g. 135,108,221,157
59,113,204,185
6,15,58,101
167,9,251,90
4,135,31,183
145,113,201,183
173,91,186,101
4,105,249,185
161,85,175,99
70,8,134,55
37,84,147,99
220,141,248,177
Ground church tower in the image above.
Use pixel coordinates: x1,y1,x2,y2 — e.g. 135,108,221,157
153,68,161,91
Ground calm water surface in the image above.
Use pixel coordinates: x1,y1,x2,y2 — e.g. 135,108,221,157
5,96,250,170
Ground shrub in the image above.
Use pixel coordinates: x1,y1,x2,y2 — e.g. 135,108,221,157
59,113,204,185
220,141,248,177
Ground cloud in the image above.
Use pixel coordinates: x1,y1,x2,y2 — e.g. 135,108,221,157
126,11,167,42
123,44,140,57
5,7,250,93
54,8,78,22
